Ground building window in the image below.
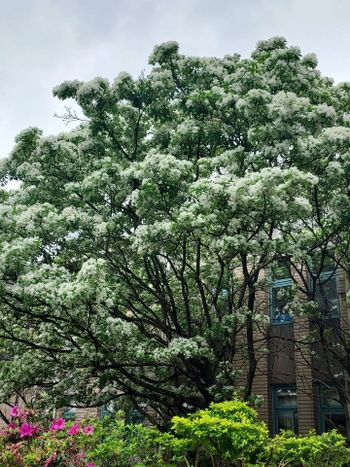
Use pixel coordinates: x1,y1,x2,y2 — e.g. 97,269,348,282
100,401,116,418
100,402,145,424
217,287,230,314
126,407,145,424
318,385,346,436
63,407,76,420
313,270,339,318
273,385,298,434
269,263,293,325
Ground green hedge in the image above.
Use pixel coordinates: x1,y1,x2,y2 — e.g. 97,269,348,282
0,401,349,466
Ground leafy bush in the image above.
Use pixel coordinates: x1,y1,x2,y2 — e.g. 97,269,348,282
1,402,350,466
268,429,350,467
167,400,269,466
0,407,166,467
86,419,167,467
0,405,102,466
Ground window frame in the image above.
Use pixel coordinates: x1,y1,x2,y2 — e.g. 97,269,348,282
126,407,146,424
272,384,298,434
63,406,77,420
317,384,345,434
310,268,340,319
269,276,294,326
100,401,116,418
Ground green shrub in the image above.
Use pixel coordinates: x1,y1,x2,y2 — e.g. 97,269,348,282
268,429,350,467
166,400,269,466
1,402,350,466
87,419,169,466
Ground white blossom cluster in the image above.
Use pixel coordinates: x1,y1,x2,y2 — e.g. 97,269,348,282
0,37,349,417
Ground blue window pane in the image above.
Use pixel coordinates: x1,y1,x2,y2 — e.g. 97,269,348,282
63,407,76,420
126,408,145,424
100,401,115,417
270,279,293,324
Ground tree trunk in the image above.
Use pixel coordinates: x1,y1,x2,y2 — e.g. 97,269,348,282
244,284,257,400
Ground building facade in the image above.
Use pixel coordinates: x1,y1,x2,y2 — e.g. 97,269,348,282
250,263,348,436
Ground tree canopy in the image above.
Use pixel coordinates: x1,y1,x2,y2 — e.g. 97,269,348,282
1,37,350,423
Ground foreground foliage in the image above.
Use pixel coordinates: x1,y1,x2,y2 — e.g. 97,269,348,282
269,430,350,467
0,401,349,466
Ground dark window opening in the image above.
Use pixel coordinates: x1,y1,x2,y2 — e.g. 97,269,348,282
318,385,346,436
273,385,298,434
126,407,146,424
314,271,339,318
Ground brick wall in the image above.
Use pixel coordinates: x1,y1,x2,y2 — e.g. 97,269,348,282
293,315,316,434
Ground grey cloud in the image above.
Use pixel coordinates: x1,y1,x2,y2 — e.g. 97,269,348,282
1,0,350,156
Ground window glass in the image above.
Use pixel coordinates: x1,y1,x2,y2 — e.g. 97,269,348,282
126,407,145,424
217,287,230,314
277,412,298,433
272,262,291,281
269,260,294,325
324,413,346,436
319,385,345,436
320,387,342,409
100,401,116,418
311,255,335,274
277,413,294,431
271,283,293,324
309,255,339,317
275,387,298,408
63,407,76,420
273,385,298,434
315,273,339,317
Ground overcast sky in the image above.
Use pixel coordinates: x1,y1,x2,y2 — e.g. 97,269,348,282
2,0,350,158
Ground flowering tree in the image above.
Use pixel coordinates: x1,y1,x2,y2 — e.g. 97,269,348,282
0,37,350,423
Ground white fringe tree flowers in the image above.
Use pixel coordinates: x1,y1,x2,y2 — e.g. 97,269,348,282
0,37,350,424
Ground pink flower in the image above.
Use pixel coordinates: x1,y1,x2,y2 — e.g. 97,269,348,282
50,418,65,431
83,425,94,435
10,406,19,417
7,422,17,429
10,406,27,420
68,423,80,435
86,464,95,467
19,423,38,438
